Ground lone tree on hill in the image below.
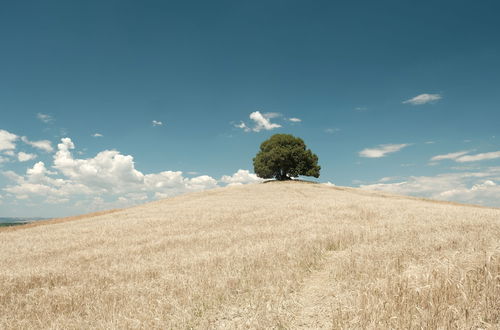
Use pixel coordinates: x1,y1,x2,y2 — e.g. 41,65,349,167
253,134,320,181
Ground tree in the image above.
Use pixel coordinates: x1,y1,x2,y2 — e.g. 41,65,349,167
253,134,320,181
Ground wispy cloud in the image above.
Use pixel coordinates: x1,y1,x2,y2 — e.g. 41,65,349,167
92,133,103,137
234,122,250,132
456,151,500,163
236,111,282,133
430,150,470,161
288,117,302,123
360,167,500,207
37,113,53,123
21,136,53,153
152,120,163,127
431,150,500,163
403,93,442,105
359,144,410,158
324,128,340,134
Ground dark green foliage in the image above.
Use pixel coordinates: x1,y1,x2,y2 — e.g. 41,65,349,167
253,134,320,180
0,222,24,227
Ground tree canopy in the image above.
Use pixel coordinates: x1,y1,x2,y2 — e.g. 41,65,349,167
253,134,320,181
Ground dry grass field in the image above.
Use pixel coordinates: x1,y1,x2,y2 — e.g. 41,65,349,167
1,181,499,329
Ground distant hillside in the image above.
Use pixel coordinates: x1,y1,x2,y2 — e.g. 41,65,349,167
0,217,46,227
1,182,499,328
0,217,46,223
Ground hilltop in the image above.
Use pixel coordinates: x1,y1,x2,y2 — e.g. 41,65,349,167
1,182,499,328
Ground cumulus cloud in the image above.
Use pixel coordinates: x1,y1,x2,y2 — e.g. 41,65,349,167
0,129,18,151
152,120,163,127
37,113,53,123
236,111,282,132
220,169,262,186
21,136,53,152
403,93,442,105
53,138,144,193
17,152,37,162
359,144,410,158
249,111,281,132
144,171,218,199
456,151,500,163
2,138,260,212
3,161,91,201
360,167,500,207
92,133,103,137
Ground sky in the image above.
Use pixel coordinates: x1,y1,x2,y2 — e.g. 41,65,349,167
1,0,500,217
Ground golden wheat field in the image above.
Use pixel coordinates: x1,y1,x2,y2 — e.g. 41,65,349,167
0,181,499,329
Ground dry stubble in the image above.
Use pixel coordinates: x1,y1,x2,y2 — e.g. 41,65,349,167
0,182,499,329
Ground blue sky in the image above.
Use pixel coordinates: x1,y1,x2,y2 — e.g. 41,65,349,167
1,0,499,217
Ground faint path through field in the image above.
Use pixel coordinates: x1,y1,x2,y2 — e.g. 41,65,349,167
292,250,341,329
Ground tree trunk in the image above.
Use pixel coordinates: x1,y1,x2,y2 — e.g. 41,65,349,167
276,170,291,181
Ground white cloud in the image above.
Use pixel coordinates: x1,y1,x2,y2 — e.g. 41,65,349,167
4,138,259,211
403,93,442,105
378,176,400,183
359,144,410,158
324,128,340,134
0,129,18,151
430,150,470,161
236,111,282,132
144,171,218,198
21,136,54,152
53,138,144,193
37,113,53,123
3,161,91,200
27,161,57,179
288,117,302,123
263,112,281,119
249,111,281,132
152,120,163,127
220,169,262,186
17,152,37,162
456,151,500,163
3,150,15,157
430,150,500,163
360,167,500,207
234,122,250,132
92,133,103,137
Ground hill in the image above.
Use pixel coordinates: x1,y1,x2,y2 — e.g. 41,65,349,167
0,217,47,227
1,182,499,328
